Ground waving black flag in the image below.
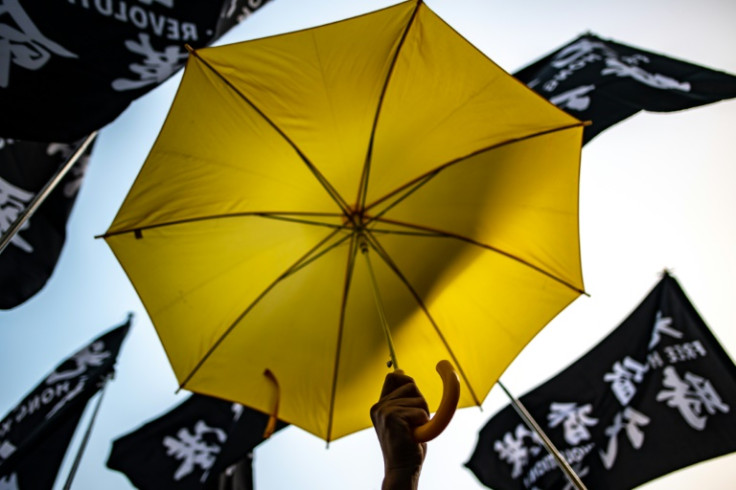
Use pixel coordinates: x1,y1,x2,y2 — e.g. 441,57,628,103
513,33,736,144
0,402,87,490
107,393,286,490
1,1,274,306
0,0,272,141
0,137,93,309
466,272,736,489
0,317,131,488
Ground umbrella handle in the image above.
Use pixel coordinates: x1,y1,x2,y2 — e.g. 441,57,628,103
412,360,460,443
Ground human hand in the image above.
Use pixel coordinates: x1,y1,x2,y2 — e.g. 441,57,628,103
370,371,430,490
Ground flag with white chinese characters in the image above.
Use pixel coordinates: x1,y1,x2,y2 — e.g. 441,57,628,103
513,33,736,144
465,272,736,489
0,0,273,141
0,318,131,488
0,137,93,310
107,393,287,490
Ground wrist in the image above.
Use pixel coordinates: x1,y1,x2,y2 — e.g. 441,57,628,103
382,465,422,490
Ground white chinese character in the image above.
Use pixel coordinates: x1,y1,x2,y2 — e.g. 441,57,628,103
549,85,595,112
656,366,730,430
163,420,227,482
0,176,34,252
602,55,691,91
111,33,187,91
648,311,682,349
603,356,649,406
547,402,598,445
543,37,691,104
231,403,243,421
494,424,542,478
0,439,16,461
46,340,111,383
46,141,90,198
0,473,18,490
598,407,650,469
0,0,77,88
550,38,613,70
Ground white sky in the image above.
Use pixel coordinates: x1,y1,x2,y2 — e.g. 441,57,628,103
1,0,735,489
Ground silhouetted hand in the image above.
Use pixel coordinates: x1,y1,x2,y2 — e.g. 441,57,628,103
371,371,430,490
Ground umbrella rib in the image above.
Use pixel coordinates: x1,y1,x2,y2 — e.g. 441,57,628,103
374,216,586,296
363,120,587,214
97,212,347,238
177,227,348,390
356,0,422,210
366,227,444,238
362,230,483,407
365,173,436,226
325,233,360,443
185,46,352,216
257,213,347,230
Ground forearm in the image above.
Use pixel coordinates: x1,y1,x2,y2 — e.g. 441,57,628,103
382,465,422,490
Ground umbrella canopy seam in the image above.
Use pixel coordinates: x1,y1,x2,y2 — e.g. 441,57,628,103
372,216,587,296
362,230,483,407
185,45,353,216
97,212,349,238
176,227,346,390
364,120,586,213
325,234,363,442
357,0,422,211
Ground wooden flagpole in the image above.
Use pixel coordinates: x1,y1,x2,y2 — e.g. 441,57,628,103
497,380,588,490
61,375,109,490
0,132,97,256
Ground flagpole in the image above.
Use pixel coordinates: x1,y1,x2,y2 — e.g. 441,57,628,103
497,380,588,490
61,375,109,490
0,131,97,256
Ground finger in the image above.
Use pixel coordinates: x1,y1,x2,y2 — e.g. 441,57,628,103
381,383,429,411
391,406,430,427
379,371,416,399
372,390,430,424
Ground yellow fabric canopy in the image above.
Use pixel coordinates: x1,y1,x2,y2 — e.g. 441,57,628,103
103,0,585,442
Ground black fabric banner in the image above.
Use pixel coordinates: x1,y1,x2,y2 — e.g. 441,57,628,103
466,272,736,489
0,0,272,141
0,318,131,487
0,402,87,490
513,33,736,144
107,393,287,490
0,137,93,310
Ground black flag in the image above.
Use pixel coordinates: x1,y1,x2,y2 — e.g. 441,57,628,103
0,317,131,488
107,393,287,490
0,137,93,309
0,0,273,141
0,402,87,490
513,33,736,144
466,272,736,489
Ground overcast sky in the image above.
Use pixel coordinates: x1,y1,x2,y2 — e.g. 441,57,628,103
1,0,735,489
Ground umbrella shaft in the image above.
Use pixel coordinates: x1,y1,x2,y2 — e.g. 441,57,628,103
360,241,399,371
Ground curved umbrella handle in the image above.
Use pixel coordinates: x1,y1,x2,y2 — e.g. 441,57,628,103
412,360,460,443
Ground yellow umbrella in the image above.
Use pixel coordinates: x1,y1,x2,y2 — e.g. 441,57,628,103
102,0,586,443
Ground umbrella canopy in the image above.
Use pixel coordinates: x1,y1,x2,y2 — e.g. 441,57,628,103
102,0,586,442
